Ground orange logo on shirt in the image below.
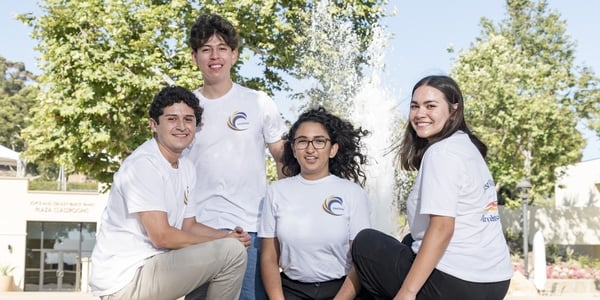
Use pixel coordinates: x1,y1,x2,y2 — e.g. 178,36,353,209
484,201,498,211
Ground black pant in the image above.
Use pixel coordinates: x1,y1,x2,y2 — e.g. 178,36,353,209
280,273,375,300
280,273,346,300
351,229,510,300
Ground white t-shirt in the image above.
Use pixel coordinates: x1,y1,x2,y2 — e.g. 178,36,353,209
259,175,371,282
183,83,287,232
407,131,513,282
90,139,197,296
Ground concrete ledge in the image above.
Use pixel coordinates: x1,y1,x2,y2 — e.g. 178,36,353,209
506,271,600,298
0,292,97,299
545,279,600,294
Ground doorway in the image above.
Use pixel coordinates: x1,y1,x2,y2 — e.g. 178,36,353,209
24,221,96,291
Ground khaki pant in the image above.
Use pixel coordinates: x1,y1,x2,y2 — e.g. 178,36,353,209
102,238,247,300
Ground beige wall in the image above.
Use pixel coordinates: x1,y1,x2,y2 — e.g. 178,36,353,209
555,158,600,207
500,206,600,245
0,177,107,290
500,206,600,258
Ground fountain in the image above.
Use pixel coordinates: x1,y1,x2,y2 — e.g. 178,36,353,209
350,27,405,237
297,0,406,236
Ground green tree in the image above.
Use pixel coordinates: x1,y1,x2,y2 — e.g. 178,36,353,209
450,0,599,200
18,0,387,183
0,56,37,152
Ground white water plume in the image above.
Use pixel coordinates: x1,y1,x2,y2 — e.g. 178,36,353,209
300,0,405,236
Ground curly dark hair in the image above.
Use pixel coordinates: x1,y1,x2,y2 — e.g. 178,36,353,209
282,107,369,187
189,14,238,52
148,86,202,126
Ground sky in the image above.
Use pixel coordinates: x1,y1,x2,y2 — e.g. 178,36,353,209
1,0,599,161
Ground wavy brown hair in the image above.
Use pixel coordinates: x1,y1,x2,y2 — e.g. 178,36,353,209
397,75,487,171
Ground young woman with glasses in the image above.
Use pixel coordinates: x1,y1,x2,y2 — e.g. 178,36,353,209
258,107,373,300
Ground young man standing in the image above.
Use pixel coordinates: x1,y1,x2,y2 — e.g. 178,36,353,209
90,86,250,300
184,14,287,300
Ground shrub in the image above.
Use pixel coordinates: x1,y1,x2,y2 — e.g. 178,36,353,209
0,264,14,276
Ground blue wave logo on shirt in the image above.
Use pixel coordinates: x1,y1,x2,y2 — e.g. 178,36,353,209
322,195,344,216
227,111,250,131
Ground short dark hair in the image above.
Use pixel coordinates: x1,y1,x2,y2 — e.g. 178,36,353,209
189,14,238,52
149,86,202,126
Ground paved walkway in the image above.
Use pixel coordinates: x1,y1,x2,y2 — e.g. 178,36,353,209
0,292,189,300
0,291,598,300
0,292,97,300
506,293,600,300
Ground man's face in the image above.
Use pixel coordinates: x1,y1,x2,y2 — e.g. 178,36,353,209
191,34,238,85
150,102,196,156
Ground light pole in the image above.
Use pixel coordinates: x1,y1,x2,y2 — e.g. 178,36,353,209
517,178,532,279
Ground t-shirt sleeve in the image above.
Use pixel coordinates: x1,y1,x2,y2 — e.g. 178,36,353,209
119,157,167,214
259,93,286,144
419,147,464,217
258,184,277,238
349,186,371,239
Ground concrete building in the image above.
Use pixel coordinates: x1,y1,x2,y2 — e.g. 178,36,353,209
500,158,600,258
0,177,107,292
554,158,600,207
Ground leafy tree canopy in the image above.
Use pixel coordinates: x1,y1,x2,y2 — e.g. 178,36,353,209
450,0,599,201
18,0,387,183
0,56,37,152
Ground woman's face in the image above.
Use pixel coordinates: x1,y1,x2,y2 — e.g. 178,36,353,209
291,121,338,180
409,85,456,141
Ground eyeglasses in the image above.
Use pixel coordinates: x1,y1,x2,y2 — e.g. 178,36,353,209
293,137,330,150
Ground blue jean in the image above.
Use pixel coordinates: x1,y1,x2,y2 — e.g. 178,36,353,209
185,232,267,300
240,232,267,300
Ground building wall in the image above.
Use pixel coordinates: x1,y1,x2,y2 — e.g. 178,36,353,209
0,178,28,290
500,206,600,259
555,158,600,207
500,206,600,245
0,177,107,290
